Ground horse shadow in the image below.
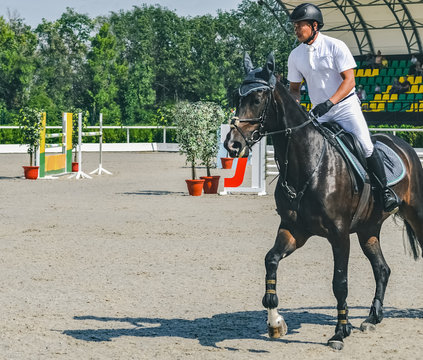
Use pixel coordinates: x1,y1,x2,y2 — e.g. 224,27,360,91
62,306,423,349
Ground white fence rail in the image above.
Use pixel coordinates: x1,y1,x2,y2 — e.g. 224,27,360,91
0,125,176,143
0,125,179,153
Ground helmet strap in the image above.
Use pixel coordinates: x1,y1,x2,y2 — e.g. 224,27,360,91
303,21,318,45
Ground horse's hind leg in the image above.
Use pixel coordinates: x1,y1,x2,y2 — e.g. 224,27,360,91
357,226,390,331
262,226,308,338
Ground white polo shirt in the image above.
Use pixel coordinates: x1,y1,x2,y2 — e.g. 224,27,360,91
288,32,356,105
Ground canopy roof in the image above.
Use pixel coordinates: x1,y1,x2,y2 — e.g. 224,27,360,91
271,0,423,56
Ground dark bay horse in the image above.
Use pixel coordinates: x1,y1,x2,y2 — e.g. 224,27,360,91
225,53,423,350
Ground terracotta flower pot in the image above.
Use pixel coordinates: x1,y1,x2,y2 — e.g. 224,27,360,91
22,165,39,180
72,162,79,172
221,157,234,169
200,175,220,194
185,179,205,196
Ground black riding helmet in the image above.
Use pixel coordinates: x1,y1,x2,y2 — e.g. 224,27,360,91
289,3,324,30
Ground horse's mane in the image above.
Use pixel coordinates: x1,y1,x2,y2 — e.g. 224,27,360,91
274,80,310,122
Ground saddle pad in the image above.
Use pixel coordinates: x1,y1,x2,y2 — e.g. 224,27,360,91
336,139,406,187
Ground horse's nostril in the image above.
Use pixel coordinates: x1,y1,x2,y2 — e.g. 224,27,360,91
231,141,242,150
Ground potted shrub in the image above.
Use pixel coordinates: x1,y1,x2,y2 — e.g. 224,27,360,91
173,101,208,196
17,107,43,179
197,102,225,193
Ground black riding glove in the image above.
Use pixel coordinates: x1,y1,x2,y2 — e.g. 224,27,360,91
311,99,334,118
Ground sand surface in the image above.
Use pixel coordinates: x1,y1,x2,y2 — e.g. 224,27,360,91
0,152,422,359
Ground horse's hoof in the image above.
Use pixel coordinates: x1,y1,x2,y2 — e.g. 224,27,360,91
268,322,287,338
328,339,344,351
360,321,376,332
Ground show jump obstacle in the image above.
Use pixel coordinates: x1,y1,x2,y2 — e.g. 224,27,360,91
38,112,72,178
69,113,112,179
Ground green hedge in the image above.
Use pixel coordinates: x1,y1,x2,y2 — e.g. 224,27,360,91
370,124,423,147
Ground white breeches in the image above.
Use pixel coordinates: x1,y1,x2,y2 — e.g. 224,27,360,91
317,95,374,158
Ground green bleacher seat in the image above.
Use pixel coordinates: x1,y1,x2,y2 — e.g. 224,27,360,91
398,93,406,101
359,77,367,85
364,85,371,94
367,77,375,85
394,102,404,112
406,93,415,101
394,68,403,77
366,94,374,101
382,76,391,85
387,68,395,77
399,60,407,68
387,102,395,112
380,68,388,77
356,60,361,68
415,93,423,101
391,60,399,68
401,102,411,111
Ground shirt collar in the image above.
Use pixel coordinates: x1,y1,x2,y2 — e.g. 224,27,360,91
307,32,322,51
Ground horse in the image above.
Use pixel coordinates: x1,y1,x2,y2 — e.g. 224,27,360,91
224,53,423,350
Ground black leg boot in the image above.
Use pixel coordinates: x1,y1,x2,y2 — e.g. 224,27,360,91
366,148,400,214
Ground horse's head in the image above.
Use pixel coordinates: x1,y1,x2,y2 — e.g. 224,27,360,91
225,52,277,158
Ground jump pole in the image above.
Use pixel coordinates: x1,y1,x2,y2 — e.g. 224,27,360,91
69,112,91,179
90,113,112,176
69,112,112,179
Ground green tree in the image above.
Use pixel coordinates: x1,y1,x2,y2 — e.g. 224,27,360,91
0,17,36,112
109,7,156,125
33,8,93,121
86,22,124,124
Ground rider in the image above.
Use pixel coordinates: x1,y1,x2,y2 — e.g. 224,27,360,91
287,3,400,214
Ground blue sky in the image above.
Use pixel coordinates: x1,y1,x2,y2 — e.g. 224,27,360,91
0,0,243,27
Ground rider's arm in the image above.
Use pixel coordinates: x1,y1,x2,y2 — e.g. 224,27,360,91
329,68,356,105
289,82,301,103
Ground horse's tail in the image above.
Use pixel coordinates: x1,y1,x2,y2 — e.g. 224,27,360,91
403,218,422,260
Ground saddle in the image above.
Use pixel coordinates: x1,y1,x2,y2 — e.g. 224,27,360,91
319,122,406,188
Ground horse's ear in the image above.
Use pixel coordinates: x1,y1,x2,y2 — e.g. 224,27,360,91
265,52,275,75
244,53,254,74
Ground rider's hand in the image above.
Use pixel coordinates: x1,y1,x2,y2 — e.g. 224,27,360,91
311,99,334,118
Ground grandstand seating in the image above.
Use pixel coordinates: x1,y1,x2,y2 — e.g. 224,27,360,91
299,57,423,113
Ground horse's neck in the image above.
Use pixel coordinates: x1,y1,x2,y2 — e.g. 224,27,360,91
272,90,322,180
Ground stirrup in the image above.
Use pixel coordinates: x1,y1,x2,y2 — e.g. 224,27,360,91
383,188,400,214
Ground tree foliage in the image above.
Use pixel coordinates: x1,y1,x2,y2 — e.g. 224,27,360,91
0,0,293,126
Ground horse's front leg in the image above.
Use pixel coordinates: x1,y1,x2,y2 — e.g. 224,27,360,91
357,228,390,331
328,234,353,350
262,227,307,338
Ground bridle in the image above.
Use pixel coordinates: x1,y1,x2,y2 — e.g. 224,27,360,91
229,85,326,211
230,87,313,150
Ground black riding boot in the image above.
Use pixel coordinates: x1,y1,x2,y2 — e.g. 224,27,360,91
366,148,400,214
